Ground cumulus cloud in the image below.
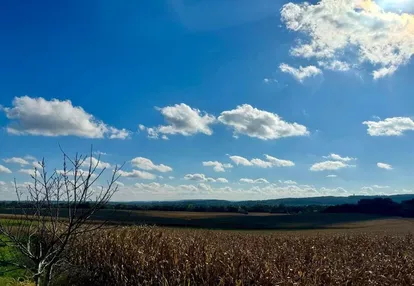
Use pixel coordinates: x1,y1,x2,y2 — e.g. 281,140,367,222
371,185,390,189
131,157,172,173
361,185,390,193
108,127,131,140
2,96,129,139
139,125,169,140
264,155,295,167
0,165,12,174
18,168,37,176
229,155,253,166
118,170,156,180
280,0,414,79
55,169,98,179
318,60,351,71
229,154,295,168
279,63,322,82
116,181,414,201
32,161,42,169
310,161,354,171
377,162,393,170
81,157,111,169
115,181,125,187
3,157,29,166
250,158,273,168
363,117,414,136
280,180,297,185
240,178,269,184
24,155,37,161
219,104,308,140
202,161,233,172
184,173,228,183
142,104,216,139
323,153,356,162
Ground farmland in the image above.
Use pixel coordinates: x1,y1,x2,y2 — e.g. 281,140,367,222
0,209,394,230
2,212,414,285
66,218,414,285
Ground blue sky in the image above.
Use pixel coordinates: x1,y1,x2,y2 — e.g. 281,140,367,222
1,0,414,201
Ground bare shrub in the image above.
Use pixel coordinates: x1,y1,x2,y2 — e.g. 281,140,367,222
0,149,121,286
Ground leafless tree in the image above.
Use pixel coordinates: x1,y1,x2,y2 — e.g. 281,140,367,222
0,149,122,286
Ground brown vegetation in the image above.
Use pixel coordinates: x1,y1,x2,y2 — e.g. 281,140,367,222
65,224,414,286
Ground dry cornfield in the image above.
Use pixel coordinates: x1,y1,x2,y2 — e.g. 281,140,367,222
65,226,414,286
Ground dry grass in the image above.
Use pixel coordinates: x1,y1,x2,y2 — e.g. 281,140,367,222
66,221,414,286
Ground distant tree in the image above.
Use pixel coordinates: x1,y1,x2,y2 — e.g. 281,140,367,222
0,149,122,286
238,206,248,215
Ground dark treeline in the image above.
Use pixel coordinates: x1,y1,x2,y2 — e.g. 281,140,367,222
324,198,414,217
108,202,325,214
2,197,414,217
0,200,325,214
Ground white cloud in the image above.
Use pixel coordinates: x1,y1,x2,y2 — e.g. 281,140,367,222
310,161,353,171
131,157,172,173
32,161,42,169
108,127,131,140
280,180,297,185
55,169,97,179
18,168,37,176
371,185,390,189
143,104,216,139
250,158,273,168
219,104,308,140
2,96,129,139
240,178,269,184
229,155,253,166
0,165,12,174
377,162,393,170
279,63,322,82
202,161,233,172
361,186,374,192
363,117,414,136
264,155,295,167
361,185,390,193
373,66,398,80
318,60,351,71
82,157,111,169
323,153,356,162
168,176,175,180
118,170,156,180
280,0,414,79
229,154,295,168
24,155,37,161
3,157,29,166
115,181,125,187
93,151,108,156
0,181,6,186
184,173,227,183
115,181,414,201
216,178,229,183
263,78,278,84
326,174,337,178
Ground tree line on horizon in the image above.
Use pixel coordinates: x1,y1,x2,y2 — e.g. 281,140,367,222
2,197,414,217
